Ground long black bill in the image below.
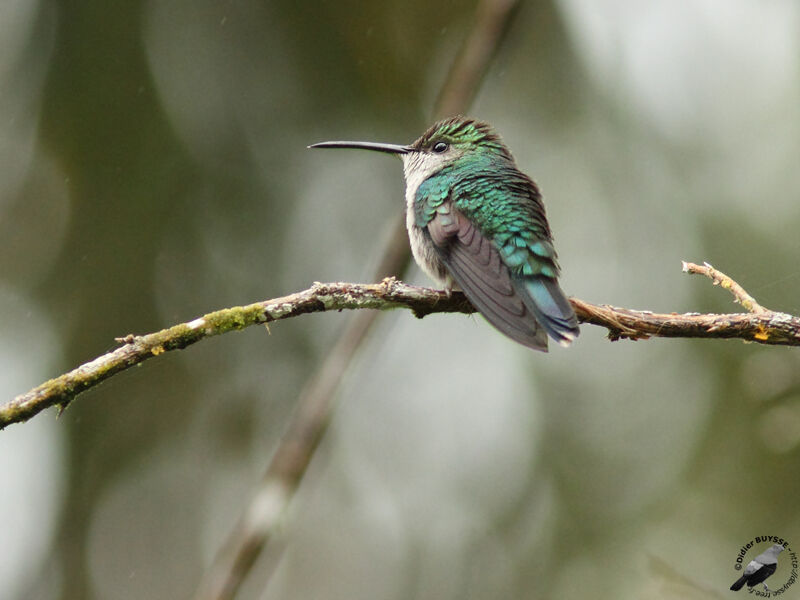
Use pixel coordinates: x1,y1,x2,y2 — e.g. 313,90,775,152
308,141,411,155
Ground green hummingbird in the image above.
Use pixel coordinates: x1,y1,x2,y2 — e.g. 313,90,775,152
310,116,579,351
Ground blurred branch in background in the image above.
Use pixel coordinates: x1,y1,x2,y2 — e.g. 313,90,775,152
4,262,800,434
434,0,520,119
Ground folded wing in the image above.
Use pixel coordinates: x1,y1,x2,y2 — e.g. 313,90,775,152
427,203,550,351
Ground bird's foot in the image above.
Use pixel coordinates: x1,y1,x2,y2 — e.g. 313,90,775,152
443,276,461,298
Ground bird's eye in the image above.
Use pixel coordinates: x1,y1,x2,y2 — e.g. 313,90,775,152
432,141,449,153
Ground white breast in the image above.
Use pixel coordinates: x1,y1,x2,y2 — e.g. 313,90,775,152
401,152,452,286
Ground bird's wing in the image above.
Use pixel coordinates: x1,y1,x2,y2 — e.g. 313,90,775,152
454,171,579,345
758,563,777,580
414,162,579,348
426,202,549,351
743,560,762,576
747,562,777,586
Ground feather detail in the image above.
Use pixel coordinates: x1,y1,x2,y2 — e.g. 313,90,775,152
427,205,549,351
402,116,580,350
515,278,579,346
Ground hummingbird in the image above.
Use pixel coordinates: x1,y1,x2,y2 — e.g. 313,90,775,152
310,116,579,351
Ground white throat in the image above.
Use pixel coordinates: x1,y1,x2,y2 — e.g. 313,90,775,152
399,151,454,286
400,151,445,202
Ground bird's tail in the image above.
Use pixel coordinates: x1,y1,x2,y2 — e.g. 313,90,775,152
517,277,580,347
730,576,747,591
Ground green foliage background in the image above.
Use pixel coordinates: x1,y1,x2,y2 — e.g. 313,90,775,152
2,1,800,598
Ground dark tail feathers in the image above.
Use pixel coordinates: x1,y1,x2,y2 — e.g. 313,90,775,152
518,277,580,346
730,576,747,591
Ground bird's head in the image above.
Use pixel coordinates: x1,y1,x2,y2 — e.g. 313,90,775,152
401,116,514,184
309,116,514,187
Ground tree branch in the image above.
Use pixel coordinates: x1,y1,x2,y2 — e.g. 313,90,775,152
682,260,769,314
0,280,466,430
3,263,799,431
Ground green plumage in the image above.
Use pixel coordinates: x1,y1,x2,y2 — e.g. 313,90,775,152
407,117,579,350
310,115,579,350
415,150,559,281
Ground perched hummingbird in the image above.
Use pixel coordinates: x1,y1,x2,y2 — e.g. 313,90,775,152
310,116,579,351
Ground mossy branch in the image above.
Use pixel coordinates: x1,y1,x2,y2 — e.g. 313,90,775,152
2,263,799,431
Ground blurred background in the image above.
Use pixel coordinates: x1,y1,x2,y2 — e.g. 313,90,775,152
2,0,800,598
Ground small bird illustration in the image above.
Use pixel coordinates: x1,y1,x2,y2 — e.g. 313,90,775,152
310,116,580,351
730,543,784,592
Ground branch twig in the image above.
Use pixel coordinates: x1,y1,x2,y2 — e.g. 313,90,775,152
4,264,799,431
682,261,769,314
0,280,467,430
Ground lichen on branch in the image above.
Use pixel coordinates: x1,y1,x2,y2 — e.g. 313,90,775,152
1,263,798,431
